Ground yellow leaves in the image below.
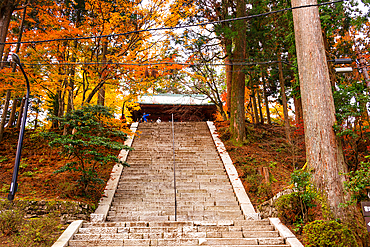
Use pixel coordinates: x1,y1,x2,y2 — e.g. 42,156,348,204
98,113,130,133
124,101,141,124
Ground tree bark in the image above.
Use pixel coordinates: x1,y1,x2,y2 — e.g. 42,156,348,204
221,0,233,119
97,41,108,106
291,0,349,220
356,46,370,88
57,88,64,118
0,91,11,140
34,97,40,129
249,101,255,124
225,56,232,118
278,54,291,142
251,88,259,124
67,40,78,114
229,0,246,142
7,6,26,128
0,0,16,64
322,31,337,88
0,5,26,139
293,94,303,123
262,74,271,125
15,96,25,129
8,97,18,128
257,87,264,124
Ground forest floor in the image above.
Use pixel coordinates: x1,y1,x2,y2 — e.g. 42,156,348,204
0,128,120,246
0,129,118,204
214,121,306,204
0,122,305,245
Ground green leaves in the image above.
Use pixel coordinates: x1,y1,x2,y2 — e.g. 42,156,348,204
303,220,358,247
45,105,130,195
343,159,370,204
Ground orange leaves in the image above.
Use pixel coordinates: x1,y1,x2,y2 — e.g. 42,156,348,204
0,67,31,96
0,0,196,124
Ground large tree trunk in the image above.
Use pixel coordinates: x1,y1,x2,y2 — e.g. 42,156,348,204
225,56,232,118
229,0,246,142
0,0,16,63
278,54,291,142
292,0,349,220
221,0,233,119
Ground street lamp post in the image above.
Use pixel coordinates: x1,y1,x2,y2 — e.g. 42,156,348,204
8,53,30,201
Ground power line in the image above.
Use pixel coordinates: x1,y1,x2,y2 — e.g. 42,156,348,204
0,60,296,67
0,0,344,46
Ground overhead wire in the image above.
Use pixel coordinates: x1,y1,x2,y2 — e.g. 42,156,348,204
0,60,298,67
0,0,345,46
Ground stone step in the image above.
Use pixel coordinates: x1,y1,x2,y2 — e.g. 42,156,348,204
63,122,294,246
69,238,286,246
110,201,238,207
71,245,288,247
122,165,225,169
74,229,274,239
118,172,227,177
109,210,243,217
116,184,232,190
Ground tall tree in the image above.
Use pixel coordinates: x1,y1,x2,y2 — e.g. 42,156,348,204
277,54,291,142
291,0,349,220
229,0,246,142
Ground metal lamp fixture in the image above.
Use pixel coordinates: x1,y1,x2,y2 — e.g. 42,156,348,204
335,67,353,73
8,53,31,201
332,58,353,73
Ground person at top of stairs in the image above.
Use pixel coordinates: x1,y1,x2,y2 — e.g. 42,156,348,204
142,113,150,122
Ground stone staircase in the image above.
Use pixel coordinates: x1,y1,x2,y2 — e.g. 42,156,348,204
54,122,301,247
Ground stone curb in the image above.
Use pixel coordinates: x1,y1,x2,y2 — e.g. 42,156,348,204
206,121,260,220
90,122,138,223
51,220,84,247
269,218,304,247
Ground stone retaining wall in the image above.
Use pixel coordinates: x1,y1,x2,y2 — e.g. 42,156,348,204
0,199,95,223
257,189,294,219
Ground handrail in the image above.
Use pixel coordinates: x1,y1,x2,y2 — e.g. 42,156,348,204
172,114,177,221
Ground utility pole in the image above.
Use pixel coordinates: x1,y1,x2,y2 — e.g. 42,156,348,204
291,0,349,220
356,47,370,87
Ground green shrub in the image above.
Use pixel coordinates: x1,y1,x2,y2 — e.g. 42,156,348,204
0,202,25,236
13,214,61,247
343,159,370,205
291,170,317,209
42,105,131,195
275,192,302,225
303,220,358,247
0,209,24,236
275,170,318,233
